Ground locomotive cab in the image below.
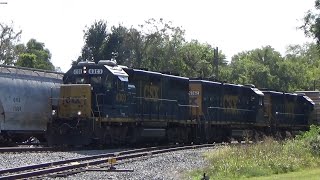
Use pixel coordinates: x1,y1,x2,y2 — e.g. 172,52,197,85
56,60,130,119
47,60,132,146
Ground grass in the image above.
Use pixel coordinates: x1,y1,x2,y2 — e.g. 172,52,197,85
247,168,320,180
189,125,320,180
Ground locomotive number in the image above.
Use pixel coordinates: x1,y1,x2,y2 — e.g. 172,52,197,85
73,69,83,74
88,69,103,74
189,91,200,96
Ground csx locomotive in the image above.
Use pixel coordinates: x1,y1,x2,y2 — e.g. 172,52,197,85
46,60,315,146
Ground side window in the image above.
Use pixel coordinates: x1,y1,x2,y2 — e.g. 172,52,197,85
90,76,101,87
116,80,125,91
104,75,113,90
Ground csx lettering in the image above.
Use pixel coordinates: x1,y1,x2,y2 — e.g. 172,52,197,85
116,93,126,103
286,102,295,117
224,95,238,113
88,69,103,74
144,85,159,100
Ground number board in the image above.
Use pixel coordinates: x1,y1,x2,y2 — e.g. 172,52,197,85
73,69,82,74
88,69,103,74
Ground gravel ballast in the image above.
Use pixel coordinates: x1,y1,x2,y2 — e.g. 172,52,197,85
60,147,213,180
0,147,215,179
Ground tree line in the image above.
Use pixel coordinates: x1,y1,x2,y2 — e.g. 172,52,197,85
2,0,320,91
0,23,54,70
75,18,320,92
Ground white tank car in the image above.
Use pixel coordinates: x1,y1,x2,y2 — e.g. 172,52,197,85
0,65,63,143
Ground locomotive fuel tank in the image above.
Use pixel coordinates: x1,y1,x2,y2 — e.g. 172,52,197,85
0,65,62,140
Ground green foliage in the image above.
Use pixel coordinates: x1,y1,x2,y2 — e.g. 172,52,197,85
78,18,224,78
228,44,320,91
15,39,54,70
296,125,320,156
0,22,22,65
77,18,320,91
16,53,36,68
190,127,320,179
301,0,320,44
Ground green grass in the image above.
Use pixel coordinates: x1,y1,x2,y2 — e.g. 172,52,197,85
246,168,320,180
189,125,320,180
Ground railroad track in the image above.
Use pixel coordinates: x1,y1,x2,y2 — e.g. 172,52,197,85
0,146,58,153
0,144,216,179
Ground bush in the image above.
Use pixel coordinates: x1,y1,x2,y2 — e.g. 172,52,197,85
191,126,320,179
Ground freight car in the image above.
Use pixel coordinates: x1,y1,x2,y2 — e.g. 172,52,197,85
0,65,63,144
46,60,315,146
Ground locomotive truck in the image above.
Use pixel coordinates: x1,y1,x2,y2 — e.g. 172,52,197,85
46,60,314,146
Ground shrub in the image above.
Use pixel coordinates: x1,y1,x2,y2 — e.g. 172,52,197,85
191,126,320,179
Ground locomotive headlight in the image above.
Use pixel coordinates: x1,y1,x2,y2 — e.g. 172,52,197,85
77,111,82,116
52,110,56,116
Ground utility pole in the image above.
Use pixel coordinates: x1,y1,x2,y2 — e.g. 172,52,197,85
213,47,219,80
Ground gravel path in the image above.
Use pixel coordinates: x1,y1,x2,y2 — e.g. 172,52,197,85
0,147,215,179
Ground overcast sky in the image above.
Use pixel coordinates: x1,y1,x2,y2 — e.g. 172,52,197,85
0,0,316,72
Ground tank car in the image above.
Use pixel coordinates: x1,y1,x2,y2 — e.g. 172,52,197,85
0,65,63,144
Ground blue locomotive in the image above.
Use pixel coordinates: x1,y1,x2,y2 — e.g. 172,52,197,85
46,60,314,146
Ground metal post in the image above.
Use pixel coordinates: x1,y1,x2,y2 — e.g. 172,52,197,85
214,47,219,80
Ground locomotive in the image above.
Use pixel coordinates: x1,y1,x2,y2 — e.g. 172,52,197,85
46,60,315,146
0,65,63,144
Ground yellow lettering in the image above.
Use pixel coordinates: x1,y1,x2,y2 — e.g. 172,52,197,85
143,85,159,101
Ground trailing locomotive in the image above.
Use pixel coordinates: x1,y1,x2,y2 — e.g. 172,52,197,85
46,60,315,146
0,65,63,144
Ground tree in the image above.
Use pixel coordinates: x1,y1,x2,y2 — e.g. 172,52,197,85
301,0,320,45
78,20,109,63
0,22,22,65
229,46,284,90
178,40,226,78
76,18,228,78
285,43,320,90
15,39,55,70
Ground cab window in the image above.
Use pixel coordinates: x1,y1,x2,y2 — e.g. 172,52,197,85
104,75,113,90
90,76,102,87
75,77,88,84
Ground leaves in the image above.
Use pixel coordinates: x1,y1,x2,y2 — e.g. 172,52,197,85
15,39,55,70
0,22,22,65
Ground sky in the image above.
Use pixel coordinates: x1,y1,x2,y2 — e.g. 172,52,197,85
0,0,316,72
